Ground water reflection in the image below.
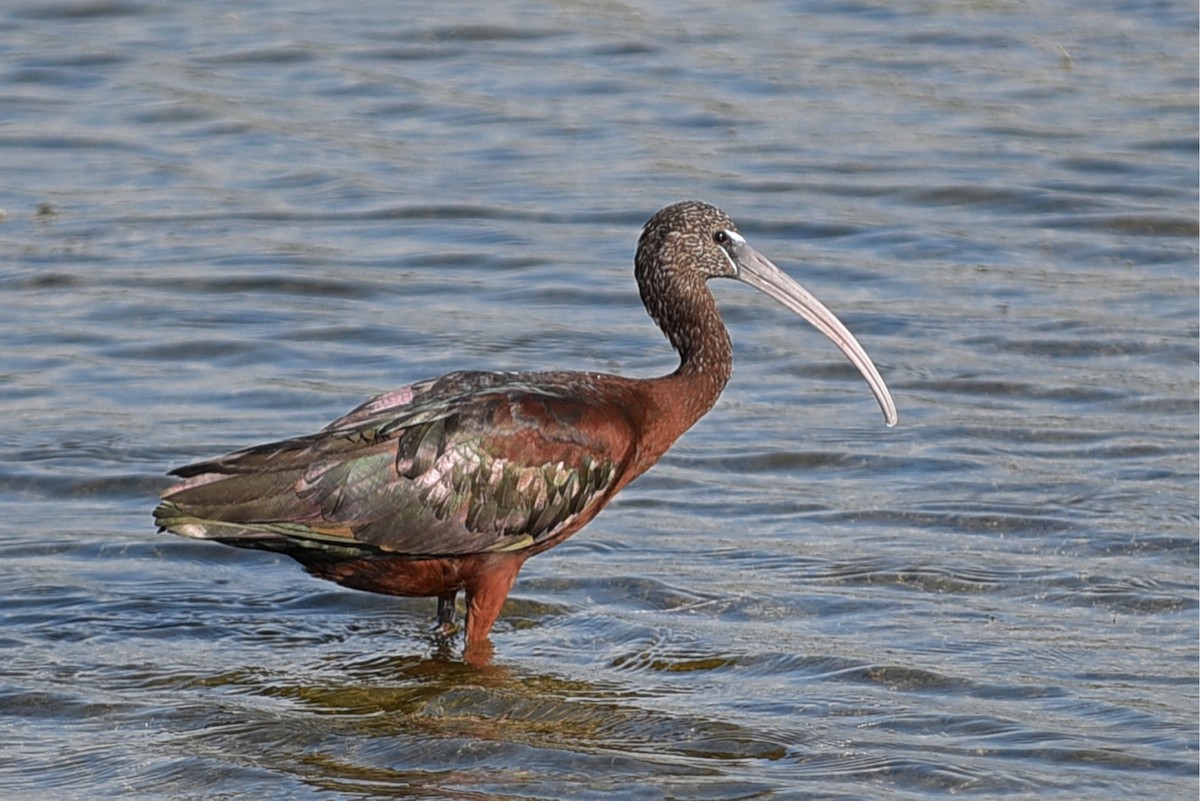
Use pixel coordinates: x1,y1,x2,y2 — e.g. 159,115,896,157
181,649,789,798
0,0,1195,798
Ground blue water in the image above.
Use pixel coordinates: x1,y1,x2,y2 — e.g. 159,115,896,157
1,1,1196,799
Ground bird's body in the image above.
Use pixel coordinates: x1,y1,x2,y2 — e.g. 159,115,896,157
156,367,713,645
155,201,896,657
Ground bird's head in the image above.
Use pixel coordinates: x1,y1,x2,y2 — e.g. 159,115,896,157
636,200,897,427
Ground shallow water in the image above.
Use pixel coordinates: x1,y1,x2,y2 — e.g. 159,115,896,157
1,1,1196,799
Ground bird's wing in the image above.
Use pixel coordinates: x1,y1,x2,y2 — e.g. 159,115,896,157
155,372,635,557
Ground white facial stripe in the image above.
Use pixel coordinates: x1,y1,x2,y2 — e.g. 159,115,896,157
719,249,738,273
721,230,745,274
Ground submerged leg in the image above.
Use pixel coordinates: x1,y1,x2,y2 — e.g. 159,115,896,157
435,591,458,636
463,558,524,646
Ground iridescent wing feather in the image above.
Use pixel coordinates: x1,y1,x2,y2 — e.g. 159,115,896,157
154,371,632,557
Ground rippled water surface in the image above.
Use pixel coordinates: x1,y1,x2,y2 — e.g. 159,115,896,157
1,1,1196,799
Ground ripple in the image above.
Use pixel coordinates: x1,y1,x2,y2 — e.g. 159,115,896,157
0,0,1195,798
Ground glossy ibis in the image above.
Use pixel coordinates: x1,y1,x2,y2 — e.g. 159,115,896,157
155,200,896,657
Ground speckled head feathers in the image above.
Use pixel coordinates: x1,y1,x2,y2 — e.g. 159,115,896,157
636,200,737,278
634,200,742,302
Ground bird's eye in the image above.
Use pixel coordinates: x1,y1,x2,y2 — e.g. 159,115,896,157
713,231,729,245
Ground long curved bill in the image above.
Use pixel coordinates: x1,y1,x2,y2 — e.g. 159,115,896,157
729,234,898,427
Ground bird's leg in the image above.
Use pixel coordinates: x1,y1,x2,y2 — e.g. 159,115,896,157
463,557,524,647
435,591,459,637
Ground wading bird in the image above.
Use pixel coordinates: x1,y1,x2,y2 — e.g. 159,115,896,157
155,201,896,659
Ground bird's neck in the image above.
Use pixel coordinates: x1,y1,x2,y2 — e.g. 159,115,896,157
668,288,733,397
644,280,734,447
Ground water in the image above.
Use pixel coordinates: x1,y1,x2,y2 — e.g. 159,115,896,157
1,1,1196,799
